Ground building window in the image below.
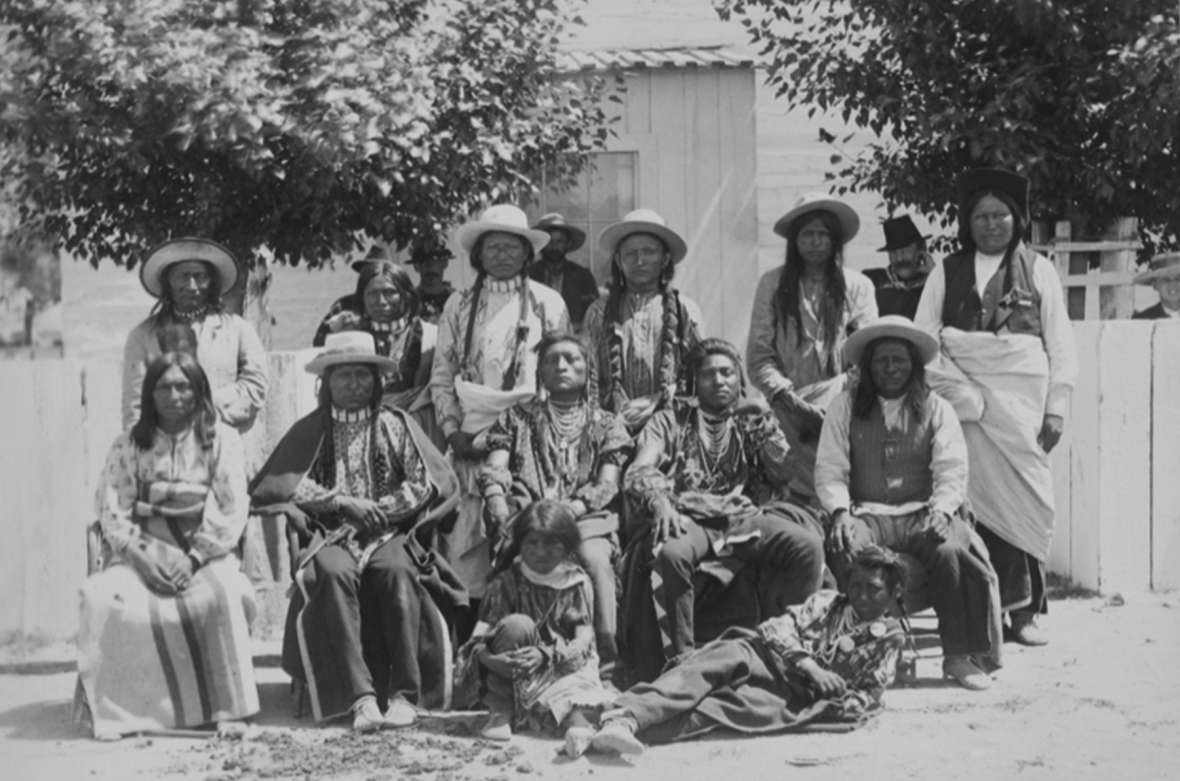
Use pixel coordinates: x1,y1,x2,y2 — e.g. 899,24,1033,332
528,151,638,271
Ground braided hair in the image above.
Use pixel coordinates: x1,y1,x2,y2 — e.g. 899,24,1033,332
601,232,683,410
533,329,596,405
311,364,391,491
463,232,536,390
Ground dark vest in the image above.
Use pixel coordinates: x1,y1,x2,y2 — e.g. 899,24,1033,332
941,243,1043,335
848,401,934,506
863,267,926,319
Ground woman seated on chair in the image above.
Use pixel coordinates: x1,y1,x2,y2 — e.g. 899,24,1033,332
77,351,258,740
478,331,632,670
249,332,467,731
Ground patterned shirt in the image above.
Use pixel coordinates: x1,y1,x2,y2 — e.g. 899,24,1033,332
292,406,432,528
97,423,248,564
757,589,905,718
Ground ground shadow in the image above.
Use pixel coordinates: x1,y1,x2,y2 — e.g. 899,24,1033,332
0,699,88,741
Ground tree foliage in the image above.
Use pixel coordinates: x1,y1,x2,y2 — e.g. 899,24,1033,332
0,0,615,269
716,0,1180,249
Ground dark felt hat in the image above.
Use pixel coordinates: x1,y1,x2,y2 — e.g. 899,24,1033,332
957,167,1030,223
877,215,931,252
531,213,587,252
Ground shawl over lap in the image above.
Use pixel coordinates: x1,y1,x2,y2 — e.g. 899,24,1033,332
927,328,1054,562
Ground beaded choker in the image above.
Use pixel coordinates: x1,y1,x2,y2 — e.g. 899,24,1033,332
171,306,209,322
546,399,588,442
330,406,372,423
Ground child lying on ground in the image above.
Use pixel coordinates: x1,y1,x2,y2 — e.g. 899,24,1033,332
455,499,615,756
590,546,908,755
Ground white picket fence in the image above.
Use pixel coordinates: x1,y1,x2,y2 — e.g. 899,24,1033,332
0,324,1176,642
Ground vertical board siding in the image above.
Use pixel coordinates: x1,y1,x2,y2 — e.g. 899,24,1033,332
1150,325,1180,589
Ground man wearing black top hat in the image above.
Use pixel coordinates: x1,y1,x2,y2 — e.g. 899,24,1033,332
862,215,932,319
528,213,601,328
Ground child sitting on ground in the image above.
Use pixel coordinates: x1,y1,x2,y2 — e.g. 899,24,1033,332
590,546,909,755
455,500,615,756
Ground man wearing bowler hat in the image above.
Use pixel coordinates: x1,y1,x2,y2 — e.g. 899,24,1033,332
863,215,932,319
528,213,600,328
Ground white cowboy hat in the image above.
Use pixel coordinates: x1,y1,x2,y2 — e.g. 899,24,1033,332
305,331,400,376
139,238,239,298
594,209,688,281
455,204,550,258
1134,252,1180,285
843,315,939,366
773,192,860,243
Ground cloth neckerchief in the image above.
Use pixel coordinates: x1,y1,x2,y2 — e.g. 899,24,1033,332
877,395,907,432
519,559,586,590
330,406,372,423
881,266,928,290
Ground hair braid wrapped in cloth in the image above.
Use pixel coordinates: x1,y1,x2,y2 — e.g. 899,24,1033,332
601,284,684,409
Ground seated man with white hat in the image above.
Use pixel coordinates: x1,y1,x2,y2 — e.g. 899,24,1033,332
1132,252,1180,319
250,332,467,731
815,315,999,691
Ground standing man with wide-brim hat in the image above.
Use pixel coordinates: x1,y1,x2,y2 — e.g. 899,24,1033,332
123,237,268,433
429,204,569,604
528,213,600,329
914,167,1077,647
1132,252,1180,319
746,192,878,500
582,208,704,433
863,215,933,319
250,331,466,732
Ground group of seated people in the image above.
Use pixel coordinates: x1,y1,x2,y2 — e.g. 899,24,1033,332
77,166,1084,758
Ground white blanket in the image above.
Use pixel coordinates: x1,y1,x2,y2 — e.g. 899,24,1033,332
928,328,1055,562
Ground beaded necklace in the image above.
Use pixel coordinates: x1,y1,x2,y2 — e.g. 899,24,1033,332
546,399,588,444
695,408,734,477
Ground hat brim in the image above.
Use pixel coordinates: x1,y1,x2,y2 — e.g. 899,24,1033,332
1134,267,1180,285
877,234,932,252
774,199,860,243
140,239,239,298
843,319,939,366
456,220,550,257
594,221,688,283
534,224,587,252
304,352,401,376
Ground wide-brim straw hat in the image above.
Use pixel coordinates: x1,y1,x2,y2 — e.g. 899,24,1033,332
532,212,587,252
843,315,940,366
1134,251,1180,285
140,238,239,298
773,193,860,243
595,208,688,281
455,204,550,257
305,331,400,376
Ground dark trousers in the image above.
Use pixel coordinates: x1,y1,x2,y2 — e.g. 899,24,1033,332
976,525,1047,616
830,511,990,656
654,513,824,657
286,539,434,718
616,635,774,743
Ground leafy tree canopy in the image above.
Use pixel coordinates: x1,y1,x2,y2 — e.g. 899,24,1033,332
0,0,614,268
716,0,1180,249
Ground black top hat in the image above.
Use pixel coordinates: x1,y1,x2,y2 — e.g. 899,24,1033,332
877,215,931,252
957,167,1030,223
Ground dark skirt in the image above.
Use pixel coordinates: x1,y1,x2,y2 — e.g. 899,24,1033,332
976,525,1046,615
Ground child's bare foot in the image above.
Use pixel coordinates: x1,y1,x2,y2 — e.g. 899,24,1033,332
590,717,643,756
562,725,594,757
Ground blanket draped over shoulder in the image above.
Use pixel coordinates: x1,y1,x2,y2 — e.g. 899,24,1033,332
927,328,1054,562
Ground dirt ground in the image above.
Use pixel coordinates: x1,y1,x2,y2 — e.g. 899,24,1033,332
2,589,1178,781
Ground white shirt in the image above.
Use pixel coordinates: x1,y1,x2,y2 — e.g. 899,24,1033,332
815,391,968,517
913,249,1077,417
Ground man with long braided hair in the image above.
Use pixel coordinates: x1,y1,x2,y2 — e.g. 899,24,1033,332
478,330,633,670
619,338,825,683
251,332,466,732
429,204,569,603
583,209,704,433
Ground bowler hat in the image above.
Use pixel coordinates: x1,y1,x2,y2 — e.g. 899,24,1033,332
877,216,931,252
